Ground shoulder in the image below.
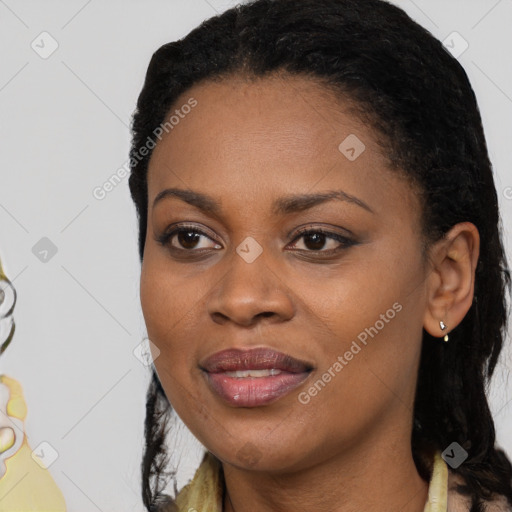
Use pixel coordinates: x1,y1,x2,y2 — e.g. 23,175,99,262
447,469,512,512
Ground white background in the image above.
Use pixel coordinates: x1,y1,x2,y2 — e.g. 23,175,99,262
0,0,511,510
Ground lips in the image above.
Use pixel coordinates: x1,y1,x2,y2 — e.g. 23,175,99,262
200,347,313,407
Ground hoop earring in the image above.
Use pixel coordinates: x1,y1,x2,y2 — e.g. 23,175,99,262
439,320,449,343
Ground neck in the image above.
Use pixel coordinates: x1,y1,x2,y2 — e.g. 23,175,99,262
221,420,429,512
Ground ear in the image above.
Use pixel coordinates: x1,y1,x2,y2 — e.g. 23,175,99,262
423,222,480,339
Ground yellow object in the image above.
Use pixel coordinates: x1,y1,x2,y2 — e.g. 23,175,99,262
0,428,14,454
175,451,224,512
0,375,67,512
423,451,448,512
175,449,449,512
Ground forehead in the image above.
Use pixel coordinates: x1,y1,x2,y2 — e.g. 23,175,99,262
150,73,366,167
146,73,421,225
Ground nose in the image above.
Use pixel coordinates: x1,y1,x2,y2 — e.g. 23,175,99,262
207,246,295,327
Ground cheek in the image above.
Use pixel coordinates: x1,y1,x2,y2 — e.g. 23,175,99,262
140,254,194,387
140,262,195,411
308,248,425,395
140,250,197,343
139,251,210,394
140,260,168,340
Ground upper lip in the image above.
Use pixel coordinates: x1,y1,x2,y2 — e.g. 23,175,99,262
200,347,314,373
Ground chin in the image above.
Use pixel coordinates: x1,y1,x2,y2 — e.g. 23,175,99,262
203,433,312,473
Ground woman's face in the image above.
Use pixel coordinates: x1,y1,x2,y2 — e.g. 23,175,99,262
141,73,431,472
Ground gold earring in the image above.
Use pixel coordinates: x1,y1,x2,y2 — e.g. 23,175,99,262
439,320,449,342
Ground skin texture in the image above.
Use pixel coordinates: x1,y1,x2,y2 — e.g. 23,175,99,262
140,73,480,512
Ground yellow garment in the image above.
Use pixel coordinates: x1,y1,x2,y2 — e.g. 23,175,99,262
176,449,449,512
175,451,224,512
0,375,67,512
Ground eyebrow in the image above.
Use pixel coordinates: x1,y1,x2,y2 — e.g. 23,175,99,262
152,187,374,215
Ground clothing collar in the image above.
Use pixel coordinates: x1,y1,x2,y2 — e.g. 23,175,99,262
175,449,449,512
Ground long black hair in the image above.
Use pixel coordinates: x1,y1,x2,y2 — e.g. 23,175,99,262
128,1,512,510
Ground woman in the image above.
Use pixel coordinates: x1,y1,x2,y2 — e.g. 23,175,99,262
128,0,512,510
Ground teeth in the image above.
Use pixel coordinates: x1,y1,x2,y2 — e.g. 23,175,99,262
223,369,282,378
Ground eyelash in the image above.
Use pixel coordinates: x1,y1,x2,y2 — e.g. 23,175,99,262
291,226,355,254
156,223,355,257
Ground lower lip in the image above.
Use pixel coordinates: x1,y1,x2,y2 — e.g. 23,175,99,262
204,371,311,407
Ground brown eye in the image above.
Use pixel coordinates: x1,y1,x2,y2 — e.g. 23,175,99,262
156,224,222,252
301,232,329,251
176,230,202,250
288,227,355,254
